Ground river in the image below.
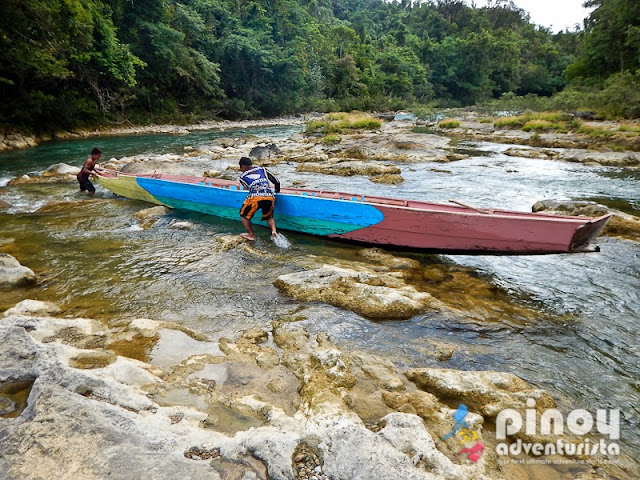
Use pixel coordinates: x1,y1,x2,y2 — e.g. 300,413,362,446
0,124,638,469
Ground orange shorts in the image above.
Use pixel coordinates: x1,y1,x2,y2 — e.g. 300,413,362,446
240,196,274,221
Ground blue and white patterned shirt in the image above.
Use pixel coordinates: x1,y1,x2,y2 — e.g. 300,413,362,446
239,167,280,198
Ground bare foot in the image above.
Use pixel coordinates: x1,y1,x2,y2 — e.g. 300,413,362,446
271,231,278,239
239,233,255,241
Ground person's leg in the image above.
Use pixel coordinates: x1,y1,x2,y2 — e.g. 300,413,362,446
258,199,277,238
240,216,255,240
266,217,277,238
239,199,258,240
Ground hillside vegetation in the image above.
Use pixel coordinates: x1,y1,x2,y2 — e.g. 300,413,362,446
0,0,638,133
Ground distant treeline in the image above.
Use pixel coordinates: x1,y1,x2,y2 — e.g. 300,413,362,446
0,0,638,132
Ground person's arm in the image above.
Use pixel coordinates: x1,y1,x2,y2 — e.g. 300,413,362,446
239,175,250,190
266,169,280,193
89,162,100,176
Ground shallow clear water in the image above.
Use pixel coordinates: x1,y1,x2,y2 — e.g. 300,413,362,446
0,127,638,469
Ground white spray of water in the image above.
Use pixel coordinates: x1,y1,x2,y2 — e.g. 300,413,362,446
271,232,291,249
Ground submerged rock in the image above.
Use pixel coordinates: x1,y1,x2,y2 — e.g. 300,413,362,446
170,221,195,231
274,265,445,319
370,173,404,184
212,234,248,251
134,206,171,229
0,254,37,288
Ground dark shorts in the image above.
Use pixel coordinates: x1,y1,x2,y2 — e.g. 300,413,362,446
240,196,274,221
78,178,95,193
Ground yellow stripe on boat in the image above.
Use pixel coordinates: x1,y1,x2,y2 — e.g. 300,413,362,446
96,174,170,207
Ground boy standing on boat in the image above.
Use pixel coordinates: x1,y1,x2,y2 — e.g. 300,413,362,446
77,147,102,195
238,157,280,241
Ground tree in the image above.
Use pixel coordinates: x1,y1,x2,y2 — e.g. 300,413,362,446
567,0,640,81
0,0,143,130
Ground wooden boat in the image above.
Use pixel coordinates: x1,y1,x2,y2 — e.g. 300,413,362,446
95,169,612,255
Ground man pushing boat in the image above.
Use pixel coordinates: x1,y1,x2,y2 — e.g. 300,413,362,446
238,157,280,241
77,147,102,195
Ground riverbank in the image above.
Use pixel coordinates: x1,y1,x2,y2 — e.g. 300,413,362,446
0,115,309,153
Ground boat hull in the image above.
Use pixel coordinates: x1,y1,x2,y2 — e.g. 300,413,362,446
96,171,611,255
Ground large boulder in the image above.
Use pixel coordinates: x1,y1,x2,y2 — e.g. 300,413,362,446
274,265,445,319
296,160,400,177
532,199,609,217
41,163,79,177
0,324,214,480
249,143,281,160
3,299,60,317
0,254,37,288
503,148,559,160
533,199,640,240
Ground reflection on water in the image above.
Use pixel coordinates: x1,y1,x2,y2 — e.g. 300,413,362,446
0,127,639,466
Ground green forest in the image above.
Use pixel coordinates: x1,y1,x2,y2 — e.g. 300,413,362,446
1,0,639,133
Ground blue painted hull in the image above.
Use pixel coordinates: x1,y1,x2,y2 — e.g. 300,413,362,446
136,177,385,236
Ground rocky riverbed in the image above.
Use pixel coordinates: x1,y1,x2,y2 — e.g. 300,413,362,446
424,114,640,164
1,114,639,479
0,299,625,480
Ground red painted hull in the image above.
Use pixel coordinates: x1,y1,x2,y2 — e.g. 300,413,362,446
285,189,612,254
331,204,611,254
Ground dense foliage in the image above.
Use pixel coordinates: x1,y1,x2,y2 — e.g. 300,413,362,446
0,0,638,132
564,0,640,117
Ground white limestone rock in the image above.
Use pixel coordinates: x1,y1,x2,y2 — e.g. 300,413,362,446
0,254,37,288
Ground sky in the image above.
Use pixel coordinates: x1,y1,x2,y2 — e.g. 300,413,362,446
472,0,595,32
